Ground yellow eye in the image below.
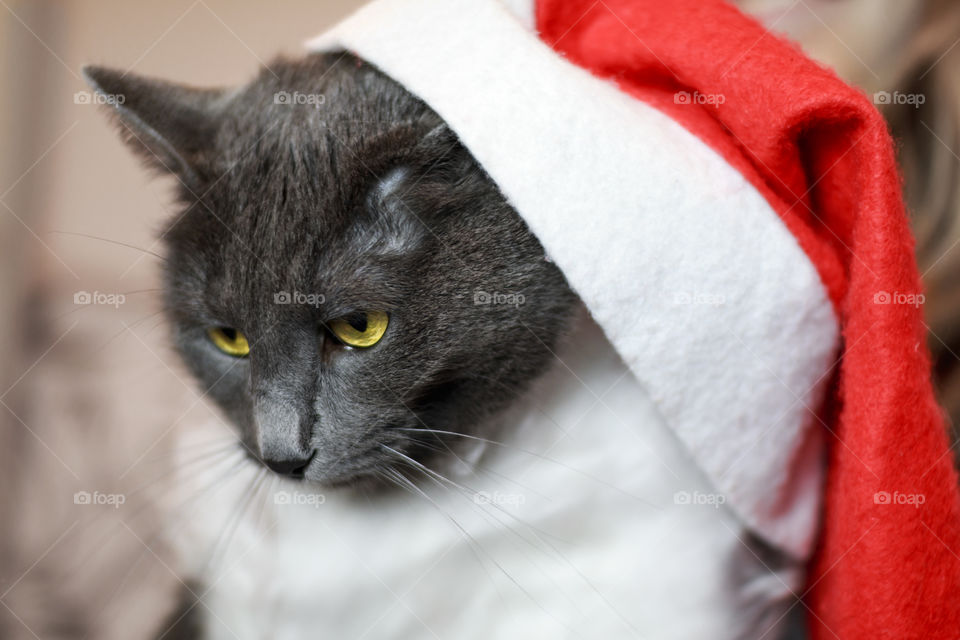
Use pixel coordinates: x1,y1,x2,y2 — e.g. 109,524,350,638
328,311,389,348
207,327,250,357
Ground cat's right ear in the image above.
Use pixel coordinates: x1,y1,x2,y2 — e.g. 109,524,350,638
81,66,227,190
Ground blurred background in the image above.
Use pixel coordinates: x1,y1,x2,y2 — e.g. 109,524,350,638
0,0,958,638
0,2,361,638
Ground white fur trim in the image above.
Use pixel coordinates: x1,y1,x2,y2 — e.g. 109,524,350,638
306,0,838,558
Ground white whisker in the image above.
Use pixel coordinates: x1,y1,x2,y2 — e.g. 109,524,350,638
398,427,659,509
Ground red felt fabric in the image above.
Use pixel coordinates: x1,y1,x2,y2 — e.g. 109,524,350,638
535,0,960,637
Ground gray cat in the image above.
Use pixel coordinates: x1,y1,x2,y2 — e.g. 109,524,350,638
85,52,578,636
85,53,800,640
84,53,577,484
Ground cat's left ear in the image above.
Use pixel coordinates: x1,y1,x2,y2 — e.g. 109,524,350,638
82,66,227,190
417,123,461,152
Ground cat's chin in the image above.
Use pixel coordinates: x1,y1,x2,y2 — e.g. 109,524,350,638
301,448,455,495
292,465,417,498
311,470,393,492
291,450,410,491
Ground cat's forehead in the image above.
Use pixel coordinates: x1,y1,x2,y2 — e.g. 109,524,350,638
165,146,425,313
163,197,413,332
161,55,446,313
205,71,432,226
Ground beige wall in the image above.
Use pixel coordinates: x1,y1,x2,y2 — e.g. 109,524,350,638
0,2,365,638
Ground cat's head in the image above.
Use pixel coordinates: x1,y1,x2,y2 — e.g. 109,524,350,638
84,53,577,486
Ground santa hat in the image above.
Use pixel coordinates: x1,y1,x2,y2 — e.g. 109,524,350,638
307,0,960,636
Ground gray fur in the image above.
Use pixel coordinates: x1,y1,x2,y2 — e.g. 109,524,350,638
83,52,578,486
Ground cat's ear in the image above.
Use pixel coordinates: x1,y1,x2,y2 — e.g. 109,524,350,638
367,167,430,254
415,122,476,175
81,65,227,189
419,122,460,149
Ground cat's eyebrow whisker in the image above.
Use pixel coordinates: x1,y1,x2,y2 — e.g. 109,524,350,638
47,230,169,262
53,289,163,336
114,287,165,296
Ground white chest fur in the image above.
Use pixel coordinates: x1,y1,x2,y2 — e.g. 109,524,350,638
167,313,801,639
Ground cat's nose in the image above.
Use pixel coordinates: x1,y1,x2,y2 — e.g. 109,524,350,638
252,399,315,478
262,451,314,478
